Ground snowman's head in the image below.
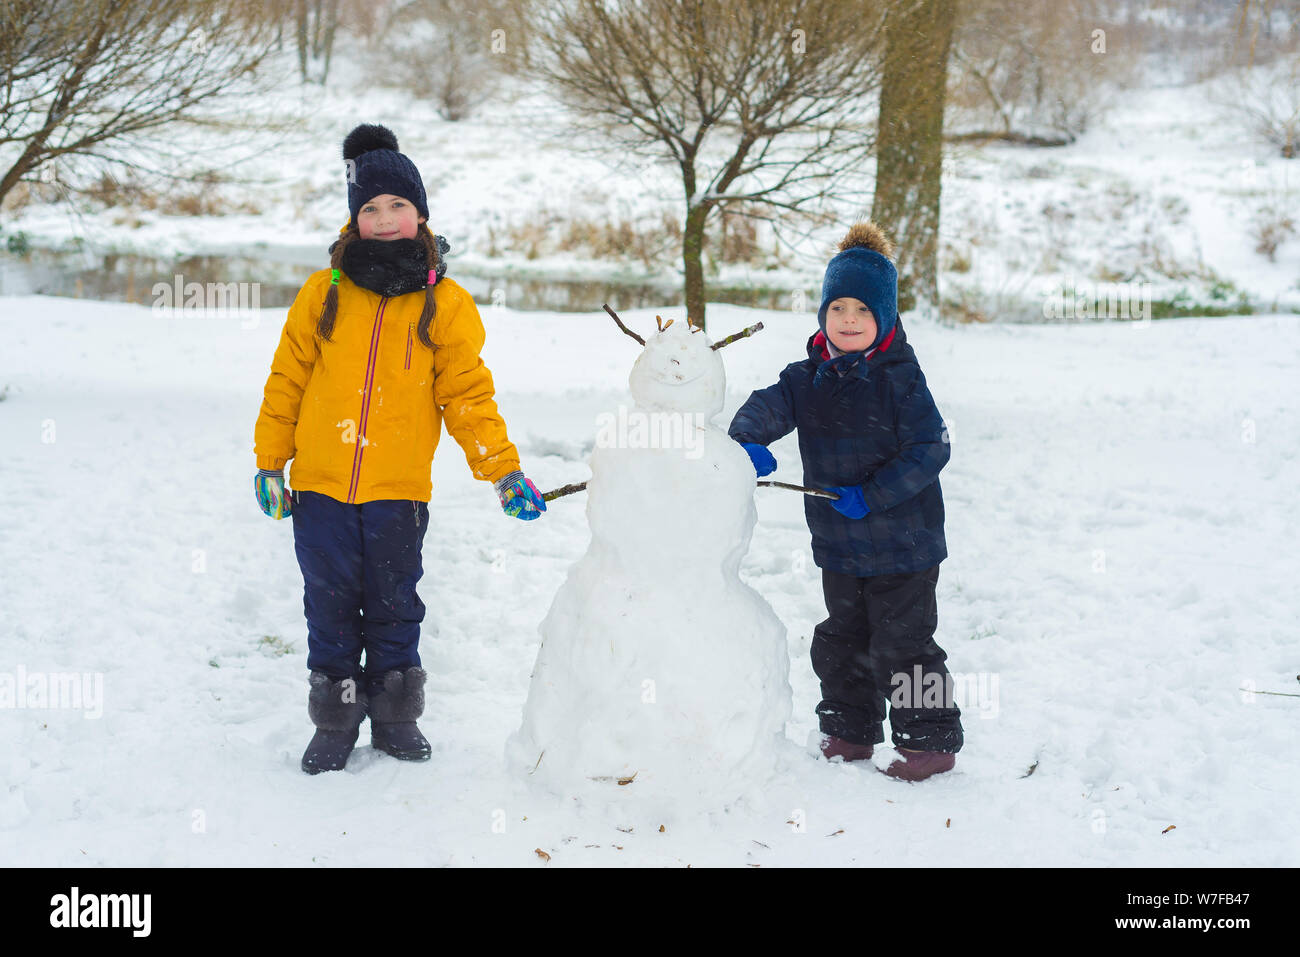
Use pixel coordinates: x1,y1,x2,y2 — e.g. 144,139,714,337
627,319,725,419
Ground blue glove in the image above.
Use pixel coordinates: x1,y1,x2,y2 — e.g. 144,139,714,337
740,442,777,477
827,485,869,519
495,471,547,521
255,469,292,520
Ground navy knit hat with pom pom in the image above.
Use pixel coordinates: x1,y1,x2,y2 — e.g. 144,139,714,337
343,123,429,227
817,222,898,350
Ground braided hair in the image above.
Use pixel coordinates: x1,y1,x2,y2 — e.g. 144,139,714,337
316,223,442,348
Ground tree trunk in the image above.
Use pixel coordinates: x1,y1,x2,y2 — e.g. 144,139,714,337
872,0,957,321
682,201,710,331
319,0,341,86
0,145,39,209
296,0,309,82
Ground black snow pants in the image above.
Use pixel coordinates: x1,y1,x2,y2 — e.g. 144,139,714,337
812,563,964,753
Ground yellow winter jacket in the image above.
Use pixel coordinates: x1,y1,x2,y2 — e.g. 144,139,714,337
253,267,520,503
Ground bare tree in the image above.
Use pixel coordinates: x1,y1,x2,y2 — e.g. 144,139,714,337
370,0,516,121
0,0,283,211
1220,54,1300,157
946,0,1135,146
1231,0,1300,65
526,0,887,330
872,0,957,320
295,0,344,85
1215,0,1300,157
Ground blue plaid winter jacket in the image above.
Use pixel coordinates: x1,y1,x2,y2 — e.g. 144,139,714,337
728,318,950,577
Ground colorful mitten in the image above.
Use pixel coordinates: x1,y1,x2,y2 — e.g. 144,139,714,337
494,470,547,521
255,469,292,520
827,485,869,519
740,442,777,477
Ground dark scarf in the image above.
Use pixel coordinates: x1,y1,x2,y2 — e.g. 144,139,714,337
812,350,868,389
809,325,898,389
330,234,450,297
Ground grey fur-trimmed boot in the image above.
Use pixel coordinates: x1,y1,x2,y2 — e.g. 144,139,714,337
301,672,368,775
368,667,431,761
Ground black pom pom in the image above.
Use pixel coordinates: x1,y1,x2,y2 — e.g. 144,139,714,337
342,123,399,161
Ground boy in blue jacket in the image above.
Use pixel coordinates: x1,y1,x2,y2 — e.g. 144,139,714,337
729,222,963,782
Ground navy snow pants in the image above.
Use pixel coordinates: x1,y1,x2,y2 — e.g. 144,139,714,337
812,563,964,753
290,489,430,686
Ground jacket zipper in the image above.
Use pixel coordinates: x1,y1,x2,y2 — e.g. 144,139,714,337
346,296,388,503
405,321,414,370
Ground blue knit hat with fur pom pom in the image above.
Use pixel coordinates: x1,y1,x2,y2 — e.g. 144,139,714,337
817,222,898,351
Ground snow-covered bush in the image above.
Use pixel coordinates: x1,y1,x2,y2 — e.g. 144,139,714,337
1249,198,1297,260
1221,57,1300,159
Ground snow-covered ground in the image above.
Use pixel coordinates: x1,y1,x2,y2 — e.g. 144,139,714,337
2,295,1296,866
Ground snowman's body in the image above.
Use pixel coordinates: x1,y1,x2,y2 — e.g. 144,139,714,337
507,322,792,802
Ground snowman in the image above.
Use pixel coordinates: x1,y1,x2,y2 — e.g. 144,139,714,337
506,315,793,804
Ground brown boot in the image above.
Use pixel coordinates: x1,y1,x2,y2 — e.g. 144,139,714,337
881,747,955,781
819,735,874,762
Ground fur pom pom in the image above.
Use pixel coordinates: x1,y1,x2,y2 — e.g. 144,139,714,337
343,123,399,161
838,221,895,258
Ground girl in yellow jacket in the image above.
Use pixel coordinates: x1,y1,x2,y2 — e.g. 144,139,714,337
252,124,547,774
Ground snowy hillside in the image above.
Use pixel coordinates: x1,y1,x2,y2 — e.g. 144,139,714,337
1,36,1297,318
1,296,1296,866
